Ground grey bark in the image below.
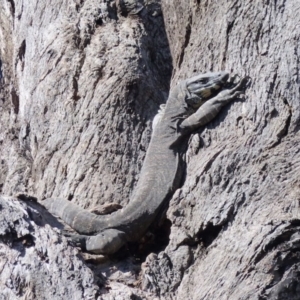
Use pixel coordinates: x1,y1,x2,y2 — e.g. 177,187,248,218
0,195,99,299
0,0,300,299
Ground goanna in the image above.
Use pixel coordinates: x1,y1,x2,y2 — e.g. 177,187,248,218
43,72,247,254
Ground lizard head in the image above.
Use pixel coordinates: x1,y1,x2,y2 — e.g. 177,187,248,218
153,72,231,131
185,71,229,108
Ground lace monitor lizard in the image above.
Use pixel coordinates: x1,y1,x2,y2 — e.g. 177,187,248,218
43,72,247,254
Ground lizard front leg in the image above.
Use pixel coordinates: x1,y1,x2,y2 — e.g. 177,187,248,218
180,77,248,132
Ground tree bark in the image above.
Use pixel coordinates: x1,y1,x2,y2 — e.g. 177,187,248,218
0,0,300,299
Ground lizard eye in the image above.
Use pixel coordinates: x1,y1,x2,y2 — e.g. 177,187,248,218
199,78,208,84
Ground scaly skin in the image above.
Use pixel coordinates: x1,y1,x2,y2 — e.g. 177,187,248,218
43,72,247,254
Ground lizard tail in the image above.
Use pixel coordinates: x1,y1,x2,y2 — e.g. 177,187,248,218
42,198,101,234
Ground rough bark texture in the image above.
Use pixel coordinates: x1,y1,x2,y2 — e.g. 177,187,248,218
0,195,100,299
1,0,300,299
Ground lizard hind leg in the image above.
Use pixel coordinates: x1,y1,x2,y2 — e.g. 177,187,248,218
86,229,127,255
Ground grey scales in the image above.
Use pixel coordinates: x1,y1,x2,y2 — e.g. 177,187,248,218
43,72,247,254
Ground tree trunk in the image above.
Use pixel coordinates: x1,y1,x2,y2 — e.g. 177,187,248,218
0,0,299,299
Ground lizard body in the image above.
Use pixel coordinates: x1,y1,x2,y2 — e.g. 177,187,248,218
43,72,246,254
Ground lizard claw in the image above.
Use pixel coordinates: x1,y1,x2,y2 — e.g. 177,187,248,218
229,74,240,84
232,91,244,99
215,76,249,101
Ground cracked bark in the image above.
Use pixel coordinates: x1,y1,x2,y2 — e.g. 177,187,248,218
0,0,300,299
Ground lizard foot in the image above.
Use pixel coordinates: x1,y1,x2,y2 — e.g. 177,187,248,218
62,232,88,249
86,229,126,255
215,76,250,103
88,203,123,215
